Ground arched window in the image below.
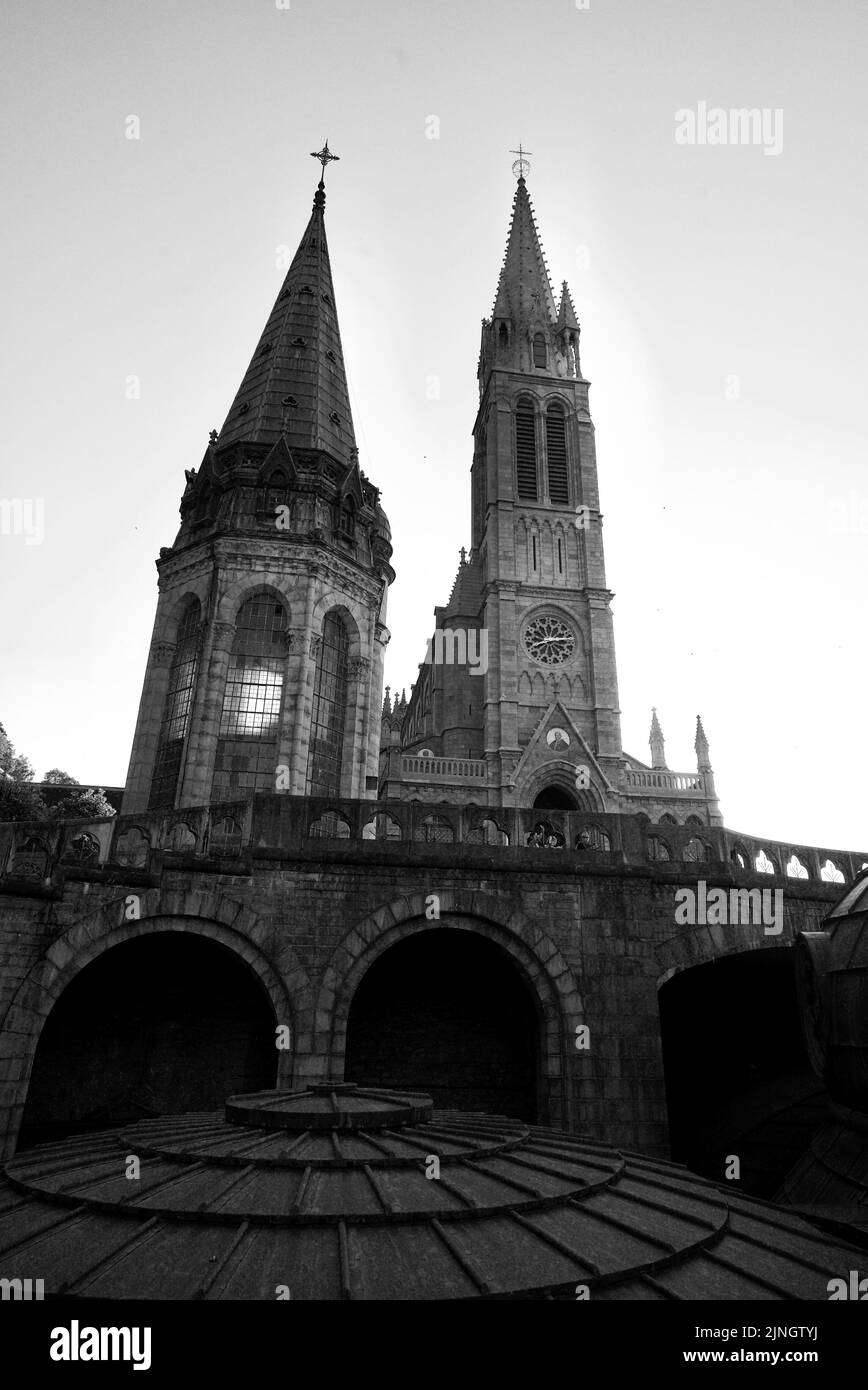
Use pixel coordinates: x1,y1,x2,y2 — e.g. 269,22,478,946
545,401,569,505
498,323,509,350
532,332,547,368
515,399,537,500
149,599,201,811
307,612,350,796
212,595,287,801
338,495,355,539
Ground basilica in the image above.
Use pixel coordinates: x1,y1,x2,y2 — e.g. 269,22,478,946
1,151,867,1298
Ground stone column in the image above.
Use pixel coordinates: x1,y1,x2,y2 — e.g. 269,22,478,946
181,620,236,807
123,639,176,813
289,577,321,794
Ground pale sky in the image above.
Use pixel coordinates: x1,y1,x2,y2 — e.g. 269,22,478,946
1,0,866,852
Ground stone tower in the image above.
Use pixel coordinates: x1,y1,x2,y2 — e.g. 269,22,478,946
387,171,624,811
124,167,394,815
382,169,721,827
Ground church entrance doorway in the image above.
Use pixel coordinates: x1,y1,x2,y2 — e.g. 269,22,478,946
344,928,538,1120
18,933,277,1152
533,786,577,810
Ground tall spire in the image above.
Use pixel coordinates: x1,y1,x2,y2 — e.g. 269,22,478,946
216,151,356,462
491,174,558,326
649,708,667,770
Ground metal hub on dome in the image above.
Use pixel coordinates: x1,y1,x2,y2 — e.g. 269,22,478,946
224,1084,435,1132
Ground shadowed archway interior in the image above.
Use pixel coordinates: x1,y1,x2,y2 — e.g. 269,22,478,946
658,949,826,1197
344,928,539,1121
533,786,577,810
18,933,277,1152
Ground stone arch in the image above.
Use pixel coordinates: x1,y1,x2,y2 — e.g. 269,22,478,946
517,760,605,812
312,891,583,1128
215,578,294,627
655,913,795,990
153,580,210,643
0,888,307,1159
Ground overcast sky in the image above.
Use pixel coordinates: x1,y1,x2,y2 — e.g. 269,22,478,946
1,0,866,853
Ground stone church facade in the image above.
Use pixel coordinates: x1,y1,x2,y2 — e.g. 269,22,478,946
1,162,865,1197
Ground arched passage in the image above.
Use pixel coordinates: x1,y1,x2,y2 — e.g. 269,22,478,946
344,929,539,1121
533,786,577,811
18,933,278,1151
658,948,826,1197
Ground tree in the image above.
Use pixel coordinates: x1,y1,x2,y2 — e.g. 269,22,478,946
43,769,80,786
0,723,35,783
0,778,47,823
47,788,116,821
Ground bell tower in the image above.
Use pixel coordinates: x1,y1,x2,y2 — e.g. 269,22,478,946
124,148,394,815
471,163,624,808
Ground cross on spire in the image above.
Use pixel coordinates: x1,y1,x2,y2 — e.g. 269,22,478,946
310,140,340,186
510,144,533,180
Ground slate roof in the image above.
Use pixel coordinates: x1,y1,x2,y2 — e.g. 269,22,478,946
216,182,356,463
0,1084,862,1300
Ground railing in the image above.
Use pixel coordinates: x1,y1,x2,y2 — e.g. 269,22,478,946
400,756,487,781
623,769,704,794
1,795,866,893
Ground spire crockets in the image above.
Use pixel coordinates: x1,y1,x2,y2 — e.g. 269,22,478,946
649,708,667,770
492,174,558,327
216,150,355,462
480,162,582,382
695,715,711,772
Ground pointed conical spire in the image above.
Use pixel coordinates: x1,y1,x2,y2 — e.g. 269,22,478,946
492,176,557,326
649,708,667,770
695,715,712,771
216,175,356,462
556,280,580,332
382,686,392,719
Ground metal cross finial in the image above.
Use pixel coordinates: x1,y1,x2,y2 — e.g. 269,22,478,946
510,144,533,179
311,140,340,184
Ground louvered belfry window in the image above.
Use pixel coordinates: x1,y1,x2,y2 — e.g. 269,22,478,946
546,401,569,505
307,612,350,796
515,400,538,500
532,333,547,368
149,599,201,810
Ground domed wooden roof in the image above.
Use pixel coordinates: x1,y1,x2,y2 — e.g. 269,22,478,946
0,1084,862,1300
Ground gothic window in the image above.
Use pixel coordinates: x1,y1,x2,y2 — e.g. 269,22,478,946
820,858,845,884
414,815,455,844
647,835,671,862
307,612,350,796
309,811,352,839
557,537,563,574
532,332,547,368
209,817,243,855
532,535,537,570
786,854,809,879
683,837,707,862
515,398,538,500
338,496,355,540
755,849,776,875
63,831,100,865
545,401,569,505
498,323,509,350
212,595,287,801
149,599,202,811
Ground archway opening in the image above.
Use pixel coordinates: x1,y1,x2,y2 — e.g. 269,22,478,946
18,933,277,1152
658,949,826,1197
344,928,539,1121
533,786,577,811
